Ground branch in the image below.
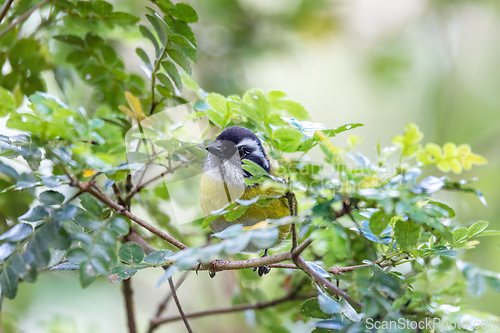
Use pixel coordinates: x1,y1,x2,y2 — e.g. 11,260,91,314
168,277,193,333
151,292,317,327
0,0,14,24
124,161,188,204
155,272,189,318
292,254,362,310
122,278,137,333
77,181,188,250
0,0,51,39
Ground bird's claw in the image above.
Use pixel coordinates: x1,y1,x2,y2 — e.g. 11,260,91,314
253,265,271,276
253,249,270,276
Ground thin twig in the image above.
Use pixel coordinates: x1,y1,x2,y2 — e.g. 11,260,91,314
156,272,189,317
291,237,312,257
151,292,317,327
292,254,362,309
0,0,14,24
122,278,137,333
168,277,193,333
124,161,187,204
0,0,51,39
76,181,188,250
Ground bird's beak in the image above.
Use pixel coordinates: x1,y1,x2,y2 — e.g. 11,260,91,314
205,140,237,159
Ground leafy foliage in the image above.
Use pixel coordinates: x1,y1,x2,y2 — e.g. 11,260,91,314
0,1,498,332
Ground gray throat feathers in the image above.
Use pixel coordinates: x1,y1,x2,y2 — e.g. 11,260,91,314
203,153,246,191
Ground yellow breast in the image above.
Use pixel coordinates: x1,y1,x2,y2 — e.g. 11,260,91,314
200,174,292,245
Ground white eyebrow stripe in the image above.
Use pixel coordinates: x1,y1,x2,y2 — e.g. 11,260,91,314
236,138,259,150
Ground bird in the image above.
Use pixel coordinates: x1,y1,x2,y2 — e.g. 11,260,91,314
200,126,294,275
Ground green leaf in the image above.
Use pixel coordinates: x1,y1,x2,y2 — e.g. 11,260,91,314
156,73,175,93
39,190,65,205
249,227,279,249
136,48,152,70
318,291,341,314
485,276,500,292
119,242,144,265
19,206,49,222
171,3,198,23
53,35,85,48
11,251,35,277
462,264,487,297
144,249,173,264
434,246,458,257
300,298,331,319
139,25,160,57
153,266,178,289
477,230,500,237
394,219,421,251
161,60,182,90
107,12,139,25
107,265,138,283
0,87,15,117
321,123,364,137
167,48,190,73
0,223,32,242
0,266,18,299
369,211,390,235
275,100,309,120
109,217,129,236
79,193,105,218
241,159,269,177
169,34,195,50
146,10,170,45
156,85,173,99
67,248,88,264
340,298,361,322
206,93,229,127
453,227,468,243
467,221,489,238
27,232,51,267
428,201,455,218
79,260,97,288
92,0,113,17
0,243,16,261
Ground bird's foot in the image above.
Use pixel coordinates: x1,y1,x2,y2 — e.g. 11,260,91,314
253,249,271,277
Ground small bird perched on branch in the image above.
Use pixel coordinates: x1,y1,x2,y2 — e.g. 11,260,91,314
200,126,294,275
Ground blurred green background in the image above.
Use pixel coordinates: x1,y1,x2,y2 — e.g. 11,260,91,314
3,0,500,331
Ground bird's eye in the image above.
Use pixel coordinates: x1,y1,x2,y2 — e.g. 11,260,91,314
238,147,250,157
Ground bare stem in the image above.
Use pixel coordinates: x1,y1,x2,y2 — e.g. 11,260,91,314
0,0,51,39
151,292,317,327
0,0,14,23
76,181,188,250
168,277,193,333
292,254,362,309
124,161,188,204
122,278,137,333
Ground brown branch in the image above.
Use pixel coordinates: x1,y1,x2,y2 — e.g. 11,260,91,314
328,263,371,274
76,181,188,250
292,254,362,309
0,0,51,39
122,278,137,333
168,277,193,333
291,237,313,257
128,230,369,276
124,159,189,204
151,292,317,327
0,0,14,24
267,262,371,275
155,272,189,318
